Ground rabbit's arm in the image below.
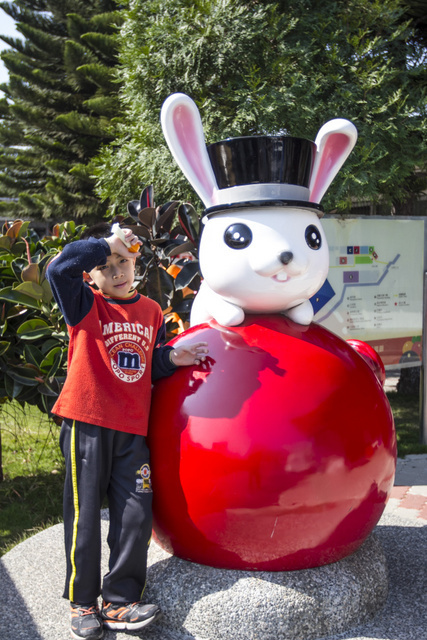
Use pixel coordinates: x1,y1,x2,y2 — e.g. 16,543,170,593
191,283,245,327
284,300,314,325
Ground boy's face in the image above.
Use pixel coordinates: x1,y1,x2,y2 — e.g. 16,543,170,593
86,252,136,298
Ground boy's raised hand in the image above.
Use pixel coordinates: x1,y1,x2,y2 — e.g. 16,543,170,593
106,226,142,257
170,342,209,367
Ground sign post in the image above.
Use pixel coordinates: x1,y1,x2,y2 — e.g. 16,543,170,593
421,271,427,445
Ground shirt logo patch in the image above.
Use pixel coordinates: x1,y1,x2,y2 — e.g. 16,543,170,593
109,341,146,383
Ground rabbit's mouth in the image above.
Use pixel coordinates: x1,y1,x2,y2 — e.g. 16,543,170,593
272,272,290,283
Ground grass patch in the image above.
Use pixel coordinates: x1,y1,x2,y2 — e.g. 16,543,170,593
0,403,64,556
0,391,425,557
386,391,427,457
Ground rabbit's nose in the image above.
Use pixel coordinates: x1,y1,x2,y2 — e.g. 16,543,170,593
279,251,293,265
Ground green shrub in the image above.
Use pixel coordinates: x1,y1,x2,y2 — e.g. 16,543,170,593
0,219,84,415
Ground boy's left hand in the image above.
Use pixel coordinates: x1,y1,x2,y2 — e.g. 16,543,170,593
170,342,209,367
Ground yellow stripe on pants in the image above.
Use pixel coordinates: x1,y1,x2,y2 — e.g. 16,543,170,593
69,420,80,602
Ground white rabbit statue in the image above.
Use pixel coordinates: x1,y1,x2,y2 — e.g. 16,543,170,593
161,93,357,327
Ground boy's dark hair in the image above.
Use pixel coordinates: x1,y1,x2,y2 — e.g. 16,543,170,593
81,222,113,240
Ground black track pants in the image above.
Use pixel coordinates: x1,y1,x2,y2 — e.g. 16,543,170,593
60,419,153,605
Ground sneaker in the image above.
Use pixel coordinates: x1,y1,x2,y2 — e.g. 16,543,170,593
70,602,103,640
101,600,161,631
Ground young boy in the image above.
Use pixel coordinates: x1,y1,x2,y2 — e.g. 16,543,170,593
47,223,208,640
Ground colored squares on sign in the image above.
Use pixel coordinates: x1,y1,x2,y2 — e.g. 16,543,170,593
343,271,359,283
338,245,376,267
346,246,374,256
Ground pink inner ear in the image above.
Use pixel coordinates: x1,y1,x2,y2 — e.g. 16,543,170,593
310,133,350,203
173,104,216,203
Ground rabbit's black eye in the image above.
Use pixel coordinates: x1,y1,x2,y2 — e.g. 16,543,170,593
224,224,253,249
305,225,322,250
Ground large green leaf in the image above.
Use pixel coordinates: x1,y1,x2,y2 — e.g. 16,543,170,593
38,377,61,397
0,267,16,283
40,347,62,377
175,261,201,290
178,203,200,244
24,343,44,366
17,221,30,238
4,374,24,398
17,318,49,332
64,221,76,235
144,266,175,310
41,278,53,303
11,259,25,280
14,385,39,405
14,282,45,301
17,318,51,340
41,339,62,354
7,365,40,386
0,286,41,309
10,240,27,256
0,340,9,356
5,306,30,320
0,236,12,251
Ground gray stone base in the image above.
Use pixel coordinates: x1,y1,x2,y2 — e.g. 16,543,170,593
146,534,388,640
0,516,395,640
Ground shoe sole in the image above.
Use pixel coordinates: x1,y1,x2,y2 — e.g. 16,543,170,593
102,609,161,631
70,630,103,640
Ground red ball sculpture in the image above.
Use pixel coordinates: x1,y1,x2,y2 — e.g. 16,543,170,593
346,339,386,387
148,315,396,571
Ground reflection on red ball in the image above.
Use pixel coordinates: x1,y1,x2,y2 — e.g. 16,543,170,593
346,339,386,386
148,316,396,571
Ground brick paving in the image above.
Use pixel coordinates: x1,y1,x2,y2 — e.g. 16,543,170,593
386,484,427,523
383,374,427,524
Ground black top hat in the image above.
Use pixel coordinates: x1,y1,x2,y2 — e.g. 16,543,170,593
204,135,323,217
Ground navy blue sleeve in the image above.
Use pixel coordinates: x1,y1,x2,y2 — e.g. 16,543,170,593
46,238,110,326
151,321,177,381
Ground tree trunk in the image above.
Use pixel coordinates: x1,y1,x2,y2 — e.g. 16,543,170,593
0,429,3,482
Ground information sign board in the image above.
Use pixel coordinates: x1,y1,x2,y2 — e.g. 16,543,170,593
314,217,425,369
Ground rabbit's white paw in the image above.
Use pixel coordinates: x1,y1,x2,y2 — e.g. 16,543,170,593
191,284,245,327
284,300,314,325
212,302,245,327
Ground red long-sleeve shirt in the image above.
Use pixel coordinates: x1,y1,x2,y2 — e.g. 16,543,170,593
47,238,176,435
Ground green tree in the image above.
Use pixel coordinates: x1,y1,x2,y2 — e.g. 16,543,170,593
404,0,427,46
0,0,123,222
94,0,427,215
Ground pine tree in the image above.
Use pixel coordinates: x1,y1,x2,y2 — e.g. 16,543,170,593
93,0,427,216
405,0,427,46
0,0,123,222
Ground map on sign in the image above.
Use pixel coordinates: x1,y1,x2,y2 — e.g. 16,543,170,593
313,217,425,368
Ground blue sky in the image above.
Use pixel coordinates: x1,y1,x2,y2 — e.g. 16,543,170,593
0,5,22,87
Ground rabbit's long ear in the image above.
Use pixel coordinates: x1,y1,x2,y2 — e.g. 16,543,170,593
161,93,219,208
309,119,358,204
